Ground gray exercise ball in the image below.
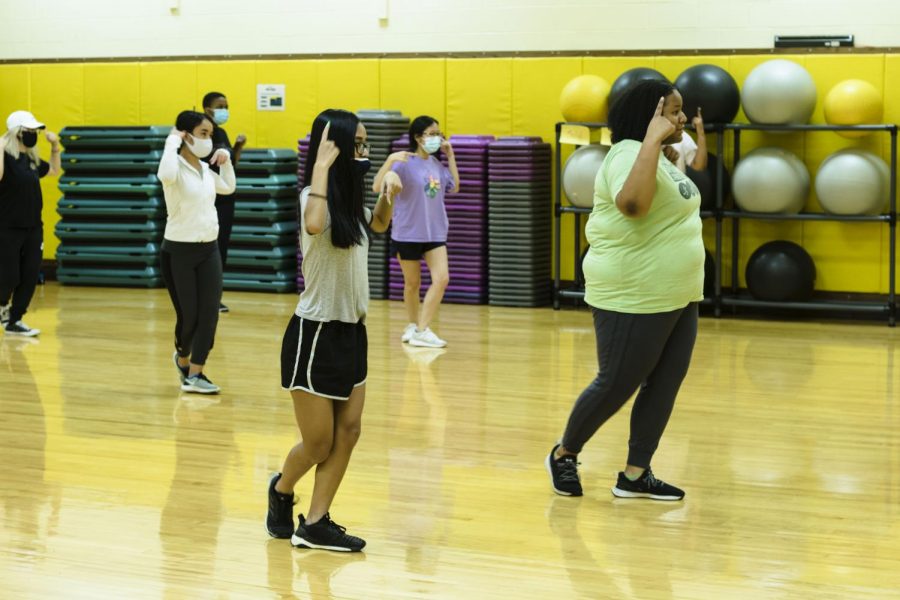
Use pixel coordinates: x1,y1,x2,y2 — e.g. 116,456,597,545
741,59,817,125
815,149,889,215
563,144,610,208
733,147,810,214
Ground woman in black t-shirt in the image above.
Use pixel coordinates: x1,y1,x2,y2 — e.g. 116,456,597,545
0,111,61,337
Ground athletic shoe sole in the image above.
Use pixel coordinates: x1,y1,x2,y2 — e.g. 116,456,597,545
181,383,220,394
290,535,363,552
611,486,683,501
4,329,39,337
545,452,579,497
409,338,447,348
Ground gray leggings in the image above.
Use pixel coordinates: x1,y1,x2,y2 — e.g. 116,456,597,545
161,240,222,366
561,303,698,469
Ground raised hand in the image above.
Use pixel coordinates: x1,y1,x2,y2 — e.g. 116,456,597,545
209,149,230,166
692,107,704,133
382,171,403,198
315,122,340,170
235,134,247,147
645,96,676,144
45,131,60,145
440,138,453,154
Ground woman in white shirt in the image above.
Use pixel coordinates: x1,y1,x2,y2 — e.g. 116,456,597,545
157,111,235,394
265,109,397,552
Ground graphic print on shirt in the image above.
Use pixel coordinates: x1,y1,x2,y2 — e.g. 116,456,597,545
424,174,441,199
662,160,698,200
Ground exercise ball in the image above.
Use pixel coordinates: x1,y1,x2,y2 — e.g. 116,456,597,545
741,60,817,125
704,249,716,297
674,64,740,124
609,67,669,111
563,144,610,208
824,79,883,138
745,241,816,301
732,147,809,214
686,153,731,211
560,75,611,123
815,149,889,215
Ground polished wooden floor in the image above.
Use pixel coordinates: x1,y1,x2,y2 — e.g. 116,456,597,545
1,283,899,599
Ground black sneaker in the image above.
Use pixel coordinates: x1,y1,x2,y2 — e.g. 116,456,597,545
291,513,366,552
266,473,295,539
219,303,230,313
611,468,684,501
545,444,583,497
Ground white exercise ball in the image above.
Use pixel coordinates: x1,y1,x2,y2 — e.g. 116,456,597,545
741,59,817,125
815,149,889,215
733,147,810,214
563,144,610,208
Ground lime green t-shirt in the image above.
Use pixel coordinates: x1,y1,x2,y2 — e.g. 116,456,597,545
583,139,704,313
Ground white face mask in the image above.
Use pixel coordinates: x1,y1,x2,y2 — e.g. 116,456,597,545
186,136,213,158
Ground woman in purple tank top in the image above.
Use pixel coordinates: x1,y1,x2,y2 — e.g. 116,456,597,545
373,116,459,348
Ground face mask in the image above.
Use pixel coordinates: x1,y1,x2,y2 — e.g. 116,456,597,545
186,136,213,158
353,158,371,177
422,136,442,154
212,108,229,125
20,131,38,148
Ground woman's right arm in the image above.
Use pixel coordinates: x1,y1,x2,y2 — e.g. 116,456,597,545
157,132,184,185
304,123,339,235
614,97,676,219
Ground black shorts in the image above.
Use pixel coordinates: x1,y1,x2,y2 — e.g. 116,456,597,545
280,315,368,400
391,240,446,261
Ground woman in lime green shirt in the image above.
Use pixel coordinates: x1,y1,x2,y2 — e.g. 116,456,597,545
546,80,704,501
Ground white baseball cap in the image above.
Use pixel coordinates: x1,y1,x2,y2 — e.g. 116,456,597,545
6,110,45,131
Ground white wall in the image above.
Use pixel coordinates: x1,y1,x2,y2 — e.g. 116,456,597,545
1,0,898,60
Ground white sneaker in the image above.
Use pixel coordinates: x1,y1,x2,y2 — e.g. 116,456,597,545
181,373,221,394
5,320,40,337
401,323,417,343
0,304,9,326
409,327,447,348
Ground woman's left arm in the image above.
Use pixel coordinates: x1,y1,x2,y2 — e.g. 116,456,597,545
211,149,236,195
46,131,62,177
442,139,460,194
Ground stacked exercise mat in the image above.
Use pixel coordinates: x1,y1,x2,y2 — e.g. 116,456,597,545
387,134,493,305
55,126,170,287
225,148,298,293
487,137,553,307
357,110,410,300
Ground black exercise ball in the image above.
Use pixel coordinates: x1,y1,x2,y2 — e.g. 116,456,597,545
609,67,670,112
674,64,740,124
745,241,816,302
687,153,731,211
704,249,716,297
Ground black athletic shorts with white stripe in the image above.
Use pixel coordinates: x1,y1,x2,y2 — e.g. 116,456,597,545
281,315,368,400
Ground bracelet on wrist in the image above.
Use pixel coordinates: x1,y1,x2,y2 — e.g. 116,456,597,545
308,192,327,200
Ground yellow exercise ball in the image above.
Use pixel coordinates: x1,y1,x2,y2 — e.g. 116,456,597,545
559,75,611,123
824,79,883,138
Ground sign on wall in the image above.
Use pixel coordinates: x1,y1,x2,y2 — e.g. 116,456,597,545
257,84,285,111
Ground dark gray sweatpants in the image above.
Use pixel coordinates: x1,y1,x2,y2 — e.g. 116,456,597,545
160,239,222,366
561,303,698,469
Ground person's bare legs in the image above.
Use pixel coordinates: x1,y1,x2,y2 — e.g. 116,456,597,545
418,246,449,331
399,257,422,326
275,390,336,495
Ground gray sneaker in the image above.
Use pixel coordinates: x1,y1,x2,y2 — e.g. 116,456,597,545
181,373,220,394
173,351,189,383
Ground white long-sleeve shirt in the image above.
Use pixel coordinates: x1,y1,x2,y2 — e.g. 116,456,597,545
157,134,236,242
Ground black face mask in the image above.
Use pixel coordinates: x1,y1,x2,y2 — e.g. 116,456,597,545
353,158,371,177
20,131,38,148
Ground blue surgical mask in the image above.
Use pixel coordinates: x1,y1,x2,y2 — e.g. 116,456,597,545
422,135,442,154
212,108,229,125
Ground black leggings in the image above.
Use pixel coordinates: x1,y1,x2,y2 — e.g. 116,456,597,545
0,226,42,324
161,240,222,366
561,303,698,469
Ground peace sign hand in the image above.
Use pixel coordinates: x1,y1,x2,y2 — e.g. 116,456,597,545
315,122,340,170
692,107,705,134
645,96,676,144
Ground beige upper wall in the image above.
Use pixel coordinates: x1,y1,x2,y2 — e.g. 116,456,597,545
1,0,899,60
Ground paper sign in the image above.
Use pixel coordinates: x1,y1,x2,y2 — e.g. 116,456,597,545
257,84,285,111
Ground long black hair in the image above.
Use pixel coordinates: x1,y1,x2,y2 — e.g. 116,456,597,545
407,115,439,153
303,109,368,248
608,80,678,144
